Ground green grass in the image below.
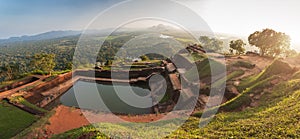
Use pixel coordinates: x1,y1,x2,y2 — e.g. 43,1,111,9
18,85,37,92
232,61,255,69
42,75,58,82
292,70,300,79
219,76,276,111
9,96,48,113
227,70,245,80
211,70,245,89
194,75,276,117
188,80,300,138
181,53,207,63
0,76,33,89
13,110,55,138
31,69,71,76
55,74,300,138
52,70,71,75
185,58,225,81
53,118,190,139
44,59,300,138
0,100,37,138
238,59,293,91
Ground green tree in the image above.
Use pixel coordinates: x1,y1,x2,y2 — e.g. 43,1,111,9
229,39,246,55
139,55,150,61
199,36,224,52
0,63,20,80
105,60,113,66
31,53,56,75
248,28,290,57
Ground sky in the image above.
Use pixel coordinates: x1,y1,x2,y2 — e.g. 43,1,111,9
0,0,300,49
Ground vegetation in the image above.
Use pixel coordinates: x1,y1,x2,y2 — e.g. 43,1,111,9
14,110,55,138
139,55,150,61
31,53,56,75
9,96,48,113
211,70,245,89
196,59,293,116
54,77,300,138
1,28,299,138
199,36,224,52
229,39,246,54
248,28,291,57
232,61,255,69
0,100,37,138
55,61,300,138
184,57,225,81
238,59,293,90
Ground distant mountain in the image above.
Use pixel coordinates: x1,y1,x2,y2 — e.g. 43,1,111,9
0,30,81,44
147,24,179,32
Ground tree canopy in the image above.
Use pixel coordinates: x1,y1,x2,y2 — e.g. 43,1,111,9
229,39,246,55
248,28,290,57
199,36,223,52
140,55,150,61
31,53,56,75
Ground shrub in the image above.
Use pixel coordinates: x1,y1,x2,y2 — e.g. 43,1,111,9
232,61,255,69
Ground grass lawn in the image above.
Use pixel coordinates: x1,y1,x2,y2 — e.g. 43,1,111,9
0,100,37,138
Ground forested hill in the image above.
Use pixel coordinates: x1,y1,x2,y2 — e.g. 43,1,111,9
0,27,247,82
0,30,81,44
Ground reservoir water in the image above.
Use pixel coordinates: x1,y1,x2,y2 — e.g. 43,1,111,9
60,81,153,114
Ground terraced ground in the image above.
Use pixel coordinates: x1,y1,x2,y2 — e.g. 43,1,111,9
53,77,300,138
1,52,299,138
52,57,300,138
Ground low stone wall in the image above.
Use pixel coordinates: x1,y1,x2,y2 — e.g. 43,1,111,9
25,72,73,104
0,76,39,92
25,67,166,109
28,72,73,93
9,101,45,115
75,67,164,79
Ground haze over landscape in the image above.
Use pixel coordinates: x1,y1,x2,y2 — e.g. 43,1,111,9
1,0,300,139
1,0,300,50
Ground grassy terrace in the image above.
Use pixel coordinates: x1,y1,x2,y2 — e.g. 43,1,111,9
53,77,300,138
9,96,48,113
53,59,300,138
184,57,225,81
0,100,37,138
237,59,293,91
53,70,300,139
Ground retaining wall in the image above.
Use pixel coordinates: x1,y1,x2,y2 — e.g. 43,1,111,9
0,76,39,92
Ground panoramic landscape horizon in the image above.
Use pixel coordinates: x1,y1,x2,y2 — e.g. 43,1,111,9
1,0,300,139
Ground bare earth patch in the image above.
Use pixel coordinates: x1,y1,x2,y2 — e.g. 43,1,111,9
44,105,183,136
45,105,89,135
